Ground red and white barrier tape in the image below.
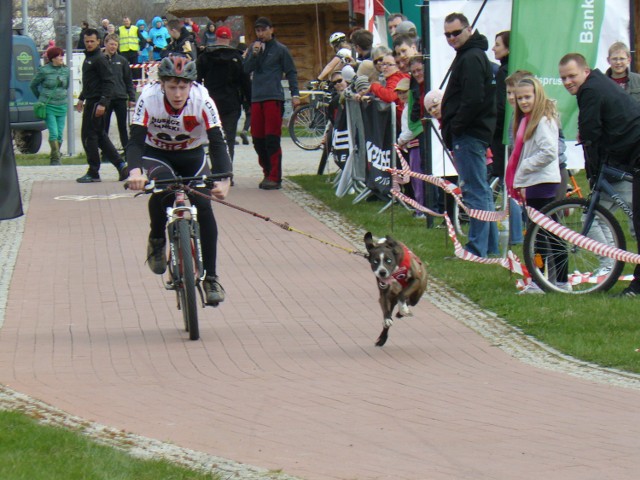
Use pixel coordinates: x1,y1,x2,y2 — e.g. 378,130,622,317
388,145,637,290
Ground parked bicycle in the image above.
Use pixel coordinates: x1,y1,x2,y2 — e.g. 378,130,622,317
523,163,633,294
127,173,232,340
453,170,584,239
288,81,332,151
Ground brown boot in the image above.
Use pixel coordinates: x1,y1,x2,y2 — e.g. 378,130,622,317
49,140,61,166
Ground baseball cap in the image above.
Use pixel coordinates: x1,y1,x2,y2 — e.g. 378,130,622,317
394,77,411,91
254,17,272,28
217,26,232,39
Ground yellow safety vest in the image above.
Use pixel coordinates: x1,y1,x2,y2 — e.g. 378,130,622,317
118,25,139,52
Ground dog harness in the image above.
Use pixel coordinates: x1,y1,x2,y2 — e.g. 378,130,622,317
379,244,422,289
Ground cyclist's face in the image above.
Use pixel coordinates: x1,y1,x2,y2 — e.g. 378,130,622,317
162,78,192,109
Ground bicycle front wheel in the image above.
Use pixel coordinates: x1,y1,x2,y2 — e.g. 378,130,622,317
176,219,199,340
288,104,327,151
523,198,626,294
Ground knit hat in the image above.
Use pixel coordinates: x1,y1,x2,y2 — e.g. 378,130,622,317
353,75,371,93
424,89,444,110
395,20,417,36
357,60,376,80
46,47,64,61
394,77,411,91
216,26,232,39
341,65,356,83
255,17,272,28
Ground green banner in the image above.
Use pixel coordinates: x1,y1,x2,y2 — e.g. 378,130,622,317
508,0,605,140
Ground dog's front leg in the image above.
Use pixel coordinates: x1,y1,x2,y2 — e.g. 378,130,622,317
376,293,393,347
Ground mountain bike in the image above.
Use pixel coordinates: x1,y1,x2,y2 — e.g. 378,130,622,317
128,173,232,340
288,81,332,151
522,164,633,294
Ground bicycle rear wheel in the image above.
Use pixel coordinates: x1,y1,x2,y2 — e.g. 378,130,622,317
176,219,199,340
523,198,626,294
288,104,327,151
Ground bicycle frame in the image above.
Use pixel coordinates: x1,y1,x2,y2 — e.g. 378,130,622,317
165,189,205,283
581,164,634,235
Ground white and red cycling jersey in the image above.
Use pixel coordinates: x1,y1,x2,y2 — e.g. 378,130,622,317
131,81,222,152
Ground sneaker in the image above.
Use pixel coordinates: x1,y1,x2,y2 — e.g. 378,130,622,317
203,276,225,304
615,285,640,298
592,265,612,278
556,282,572,292
518,282,545,295
239,131,250,145
146,237,167,274
261,179,282,190
118,163,129,182
76,173,101,183
413,211,426,219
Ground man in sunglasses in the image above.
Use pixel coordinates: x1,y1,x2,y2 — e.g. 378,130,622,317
441,12,498,258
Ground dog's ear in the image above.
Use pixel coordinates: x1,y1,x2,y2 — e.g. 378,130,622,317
364,232,375,251
386,235,404,257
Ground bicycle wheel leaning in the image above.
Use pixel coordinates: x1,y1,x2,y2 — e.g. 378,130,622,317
288,104,327,151
523,198,626,294
175,219,199,340
453,177,502,238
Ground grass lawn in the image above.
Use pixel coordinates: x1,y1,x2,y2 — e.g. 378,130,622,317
0,410,219,480
15,153,86,166
290,173,640,374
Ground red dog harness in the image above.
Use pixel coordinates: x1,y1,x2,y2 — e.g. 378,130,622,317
379,244,421,289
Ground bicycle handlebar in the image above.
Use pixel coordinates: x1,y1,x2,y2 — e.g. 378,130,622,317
124,173,233,192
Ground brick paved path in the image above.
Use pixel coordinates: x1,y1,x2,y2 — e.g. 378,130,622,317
1,175,640,480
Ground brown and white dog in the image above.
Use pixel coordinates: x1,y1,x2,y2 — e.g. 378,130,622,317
364,232,428,346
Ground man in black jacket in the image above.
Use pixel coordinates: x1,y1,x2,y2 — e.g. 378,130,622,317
441,12,498,257
196,26,251,162
75,29,127,183
103,33,136,151
559,53,640,297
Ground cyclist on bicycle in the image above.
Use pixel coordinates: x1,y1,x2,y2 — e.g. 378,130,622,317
317,32,356,82
125,55,233,304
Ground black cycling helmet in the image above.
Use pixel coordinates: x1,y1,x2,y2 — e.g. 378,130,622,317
158,55,197,81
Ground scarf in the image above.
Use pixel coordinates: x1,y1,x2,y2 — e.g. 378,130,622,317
505,114,529,202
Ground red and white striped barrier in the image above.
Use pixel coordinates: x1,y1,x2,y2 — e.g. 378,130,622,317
388,146,637,290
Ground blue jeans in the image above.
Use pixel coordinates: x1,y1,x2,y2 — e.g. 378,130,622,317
452,134,499,257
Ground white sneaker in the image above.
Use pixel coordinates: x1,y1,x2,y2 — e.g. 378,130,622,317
518,282,545,295
592,265,612,277
556,282,572,292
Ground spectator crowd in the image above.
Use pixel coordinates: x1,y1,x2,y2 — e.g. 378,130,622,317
31,11,640,297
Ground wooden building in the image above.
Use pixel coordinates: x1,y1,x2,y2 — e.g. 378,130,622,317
167,0,351,83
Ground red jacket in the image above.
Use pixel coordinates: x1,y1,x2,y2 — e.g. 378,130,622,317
369,71,410,104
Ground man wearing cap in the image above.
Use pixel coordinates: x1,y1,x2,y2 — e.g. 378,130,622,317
441,12,498,257
197,26,251,162
244,16,300,190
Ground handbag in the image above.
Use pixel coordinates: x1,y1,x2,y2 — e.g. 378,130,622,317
34,102,47,119
34,78,60,119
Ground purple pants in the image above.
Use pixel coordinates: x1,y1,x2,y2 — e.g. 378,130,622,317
409,147,424,206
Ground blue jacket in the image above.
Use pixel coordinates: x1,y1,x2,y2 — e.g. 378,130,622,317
149,16,170,51
243,37,299,102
